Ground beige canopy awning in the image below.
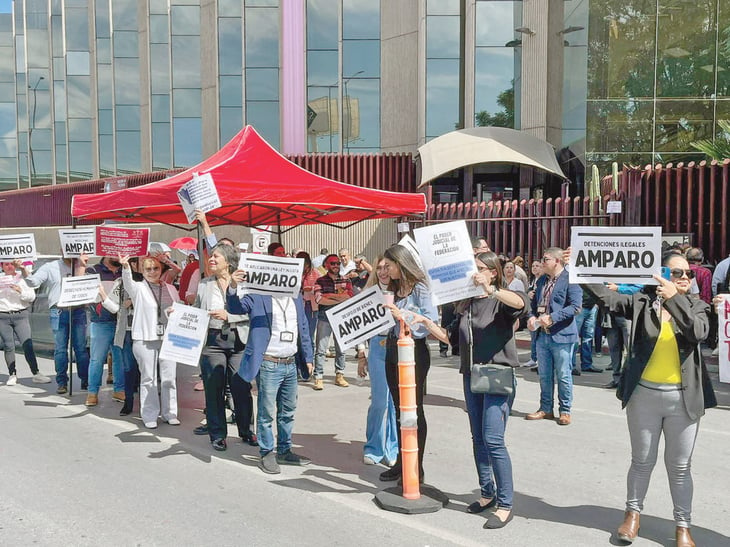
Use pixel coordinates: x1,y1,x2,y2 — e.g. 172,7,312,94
416,127,568,187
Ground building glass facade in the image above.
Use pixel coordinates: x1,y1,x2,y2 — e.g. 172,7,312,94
0,0,728,190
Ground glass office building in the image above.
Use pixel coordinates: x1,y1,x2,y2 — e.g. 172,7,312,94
0,0,725,191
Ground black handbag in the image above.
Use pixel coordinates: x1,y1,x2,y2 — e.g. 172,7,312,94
468,306,515,396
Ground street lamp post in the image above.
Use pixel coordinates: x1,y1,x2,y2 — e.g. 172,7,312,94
342,70,363,152
28,76,44,184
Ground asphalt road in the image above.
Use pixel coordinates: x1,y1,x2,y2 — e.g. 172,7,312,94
2,340,729,547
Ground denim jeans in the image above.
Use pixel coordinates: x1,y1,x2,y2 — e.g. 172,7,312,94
573,306,597,370
50,307,89,387
607,315,630,383
88,321,124,394
313,318,345,379
118,331,139,403
536,334,574,414
200,330,253,441
529,330,537,362
463,374,514,509
257,359,298,456
363,335,398,464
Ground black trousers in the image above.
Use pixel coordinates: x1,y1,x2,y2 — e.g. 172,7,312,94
385,336,431,473
200,330,253,441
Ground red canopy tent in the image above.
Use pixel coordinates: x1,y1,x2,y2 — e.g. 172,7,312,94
71,126,426,232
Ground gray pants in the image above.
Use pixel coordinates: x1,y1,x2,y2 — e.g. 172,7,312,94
0,309,39,375
625,382,699,527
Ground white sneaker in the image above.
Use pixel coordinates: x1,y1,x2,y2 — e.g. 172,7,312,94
166,418,181,426
6,374,17,386
363,455,377,465
712,347,720,357
144,421,158,429
32,372,51,384
523,359,537,368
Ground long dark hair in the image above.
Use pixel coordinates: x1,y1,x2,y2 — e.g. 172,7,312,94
456,251,505,314
296,251,312,274
383,244,427,295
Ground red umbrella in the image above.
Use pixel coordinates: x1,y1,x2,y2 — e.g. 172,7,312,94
169,236,198,250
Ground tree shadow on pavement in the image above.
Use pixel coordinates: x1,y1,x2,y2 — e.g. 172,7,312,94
512,492,730,546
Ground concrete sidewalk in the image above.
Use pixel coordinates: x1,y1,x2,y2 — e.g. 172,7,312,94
2,342,729,546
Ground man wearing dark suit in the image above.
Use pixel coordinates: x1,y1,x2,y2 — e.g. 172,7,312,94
526,247,582,425
227,277,314,474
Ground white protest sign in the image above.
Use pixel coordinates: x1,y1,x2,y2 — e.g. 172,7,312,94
59,228,96,258
325,285,395,351
397,233,424,271
413,220,484,305
250,226,271,254
56,274,101,307
177,173,222,223
159,303,210,367
569,226,662,285
718,295,730,384
0,233,37,261
238,254,304,298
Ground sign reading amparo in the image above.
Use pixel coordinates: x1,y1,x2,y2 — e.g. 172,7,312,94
59,228,96,258
0,233,36,261
238,254,303,298
569,226,662,285
326,285,395,351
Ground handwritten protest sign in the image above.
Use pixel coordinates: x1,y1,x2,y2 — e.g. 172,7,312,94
413,220,484,305
56,274,101,307
569,226,662,285
177,173,222,223
159,303,210,366
325,285,395,351
238,254,303,298
718,295,730,384
95,226,150,257
0,233,37,261
59,228,96,258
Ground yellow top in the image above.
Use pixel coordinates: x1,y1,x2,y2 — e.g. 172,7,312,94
641,321,682,384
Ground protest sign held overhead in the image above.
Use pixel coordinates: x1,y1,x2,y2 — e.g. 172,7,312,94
413,220,484,305
56,274,101,308
0,233,37,261
159,303,210,367
59,228,96,258
95,226,150,257
325,285,395,351
238,254,304,298
177,173,222,223
569,226,662,285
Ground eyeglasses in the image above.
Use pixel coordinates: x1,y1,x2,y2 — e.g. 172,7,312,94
328,261,341,266
477,266,497,272
541,257,556,263
670,268,695,279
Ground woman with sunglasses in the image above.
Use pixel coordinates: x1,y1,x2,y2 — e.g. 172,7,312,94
455,251,528,528
583,253,716,547
121,254,182,429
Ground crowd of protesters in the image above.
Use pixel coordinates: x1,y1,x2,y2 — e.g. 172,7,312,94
2,219,726,543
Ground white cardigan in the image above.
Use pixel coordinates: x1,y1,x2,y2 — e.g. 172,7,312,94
122,267,181,341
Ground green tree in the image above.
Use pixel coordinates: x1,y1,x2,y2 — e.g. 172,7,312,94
691,120,730,160
475,85,514,128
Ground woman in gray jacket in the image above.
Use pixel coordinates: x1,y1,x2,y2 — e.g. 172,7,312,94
194,244,255,452
584,253,716,547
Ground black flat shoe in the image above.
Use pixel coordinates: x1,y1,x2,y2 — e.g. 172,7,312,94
467,498,497,514
583,367,604,373
211,438,227,451
379,465,402,481
241,432,258,446
484,510,513,529
119,402,133,416
193,425,209,435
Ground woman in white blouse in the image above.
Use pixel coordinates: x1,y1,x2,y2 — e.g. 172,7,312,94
120,255,181,429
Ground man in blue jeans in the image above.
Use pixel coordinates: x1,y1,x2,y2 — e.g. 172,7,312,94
79,254,124,407
526,247,582,425
572,289,602,375
227,275,314,475
20,257,89,394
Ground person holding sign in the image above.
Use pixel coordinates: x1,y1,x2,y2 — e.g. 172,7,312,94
455,251,528,528
226,268,314,474
0,262,49,385
378,244,440,484
194,244,256,452
120,255,182,429
19,257,89,394
582,253,716,547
